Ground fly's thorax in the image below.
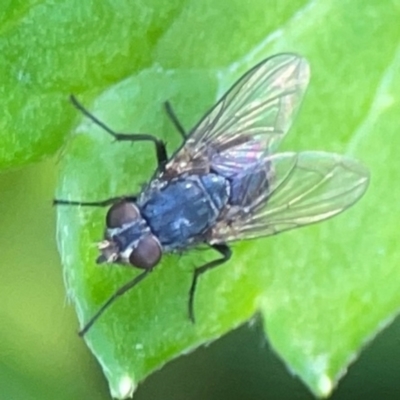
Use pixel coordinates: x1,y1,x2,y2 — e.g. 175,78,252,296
137,173,230,251
97,201,162,269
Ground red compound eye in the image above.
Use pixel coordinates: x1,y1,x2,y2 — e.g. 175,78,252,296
106,201,140,228
129,235,162,269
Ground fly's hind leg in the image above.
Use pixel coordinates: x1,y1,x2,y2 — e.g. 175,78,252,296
188,243,232,323
70,95,168,168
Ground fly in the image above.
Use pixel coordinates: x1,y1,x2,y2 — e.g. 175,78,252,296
55,53,370,336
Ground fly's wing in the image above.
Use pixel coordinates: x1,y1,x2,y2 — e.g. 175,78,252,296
163,53,310,177
209,151,370,243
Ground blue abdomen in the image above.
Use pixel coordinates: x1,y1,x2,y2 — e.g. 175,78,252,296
140,174,229,249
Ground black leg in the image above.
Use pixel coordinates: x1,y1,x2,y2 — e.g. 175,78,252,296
79,269,152,337
70,95,168,167
53,195,137,207
164,101,187,139
188,243,232,323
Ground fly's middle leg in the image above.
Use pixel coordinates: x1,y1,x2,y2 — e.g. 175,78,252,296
164,101,187,139
53,195,137,207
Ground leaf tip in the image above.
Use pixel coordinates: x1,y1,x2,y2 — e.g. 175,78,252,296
315,373,333,398
110,374,137,399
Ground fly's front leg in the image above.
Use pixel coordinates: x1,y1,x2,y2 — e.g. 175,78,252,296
70,95,168,168
78,269,152,337
188,243,232,323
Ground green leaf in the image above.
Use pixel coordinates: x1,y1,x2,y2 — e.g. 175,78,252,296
0,0,185,169
54,0,400,399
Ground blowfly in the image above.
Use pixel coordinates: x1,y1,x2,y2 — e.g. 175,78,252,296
55,53,369,336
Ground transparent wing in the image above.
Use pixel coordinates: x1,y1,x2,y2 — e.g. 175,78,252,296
209,151,370,242
164,53,310,177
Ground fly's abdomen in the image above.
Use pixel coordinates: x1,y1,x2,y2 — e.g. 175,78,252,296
229,161,270,207
141,174,229,249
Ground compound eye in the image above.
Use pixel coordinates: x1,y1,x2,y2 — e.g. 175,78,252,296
129,235,162,269
106,201,140,228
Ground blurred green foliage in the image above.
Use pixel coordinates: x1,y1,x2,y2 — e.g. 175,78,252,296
1,0,400,399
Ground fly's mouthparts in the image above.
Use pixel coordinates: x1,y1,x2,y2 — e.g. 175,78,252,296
97,240,119,263
98,240,111,250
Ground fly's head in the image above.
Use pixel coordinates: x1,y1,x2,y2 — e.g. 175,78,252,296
97,201,162,270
